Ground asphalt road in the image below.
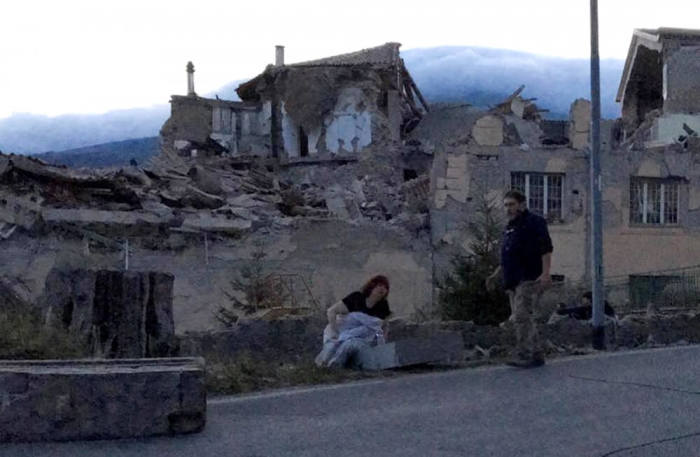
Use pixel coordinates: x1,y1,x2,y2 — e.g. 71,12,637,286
2,345,700,457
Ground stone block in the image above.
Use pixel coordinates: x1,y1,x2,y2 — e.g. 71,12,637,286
571,131,589,150
446,154,468,169
511,97,527,119
0,358,206,443
434,189,448,208
472,115,504,146
445,167,465,179
444,177,465,190
569,99,591,130
40,269,177,359
354,332,464,370
445,189,467,203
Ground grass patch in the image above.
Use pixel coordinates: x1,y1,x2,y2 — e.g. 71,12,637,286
205,352,396,395
0,302,88,360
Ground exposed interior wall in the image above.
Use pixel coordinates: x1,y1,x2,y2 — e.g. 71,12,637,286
651,114,700,144
621,46,663,136
324,88,373,154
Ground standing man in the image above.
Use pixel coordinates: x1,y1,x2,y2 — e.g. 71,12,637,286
486,190,553,368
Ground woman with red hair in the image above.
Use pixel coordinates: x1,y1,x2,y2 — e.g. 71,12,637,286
326,274,392,339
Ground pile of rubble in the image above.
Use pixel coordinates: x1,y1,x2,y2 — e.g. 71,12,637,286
0,148,431,245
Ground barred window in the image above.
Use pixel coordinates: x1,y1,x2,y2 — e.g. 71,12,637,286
511,172,563,222
630,178,679,225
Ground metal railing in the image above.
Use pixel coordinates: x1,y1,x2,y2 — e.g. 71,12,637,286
604,264,700,314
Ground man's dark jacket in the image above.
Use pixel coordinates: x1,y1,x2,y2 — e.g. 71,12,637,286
500,209,553,291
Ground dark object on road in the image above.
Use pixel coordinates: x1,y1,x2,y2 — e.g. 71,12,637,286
506,356,545,368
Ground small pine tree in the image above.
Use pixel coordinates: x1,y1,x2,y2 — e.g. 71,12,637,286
215,244,291,327
437,195,510,325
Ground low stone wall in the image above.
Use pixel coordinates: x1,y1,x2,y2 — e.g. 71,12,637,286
179,311,700,362
0,357,206,443
180,316,327,360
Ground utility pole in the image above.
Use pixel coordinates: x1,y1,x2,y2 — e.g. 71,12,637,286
124,238,130,271
590,0,605,349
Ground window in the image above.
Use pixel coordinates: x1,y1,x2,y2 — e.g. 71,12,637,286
212,107,233,134
630,178,679,225
298,126,309,157
510,172,563,222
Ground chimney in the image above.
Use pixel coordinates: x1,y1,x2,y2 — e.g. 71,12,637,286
275,45,285,66
186,61,196,96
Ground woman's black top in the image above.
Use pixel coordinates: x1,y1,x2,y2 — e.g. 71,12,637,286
342,291,391,319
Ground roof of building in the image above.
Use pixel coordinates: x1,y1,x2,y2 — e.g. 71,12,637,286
289,42,402,67
236,42,405,101
617,28,700,102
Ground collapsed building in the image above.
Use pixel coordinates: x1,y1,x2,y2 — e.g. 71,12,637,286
1,43,435,334
2,29,700,340
160,43,429,164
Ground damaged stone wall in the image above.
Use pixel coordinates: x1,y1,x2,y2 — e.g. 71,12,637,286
422,88,700,299
419,100,590,284
160,95,271,159
600,140,700,277
257,65,397,162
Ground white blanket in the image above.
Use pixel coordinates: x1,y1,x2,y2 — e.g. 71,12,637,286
315,312,385,368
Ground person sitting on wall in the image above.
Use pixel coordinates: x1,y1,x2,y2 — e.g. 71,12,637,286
556,291,616,320
315,275,392,368
326,274,392,338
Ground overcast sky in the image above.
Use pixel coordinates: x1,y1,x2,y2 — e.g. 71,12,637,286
1,0,697,119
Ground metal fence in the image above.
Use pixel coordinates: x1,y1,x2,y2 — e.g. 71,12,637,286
605,264,700,314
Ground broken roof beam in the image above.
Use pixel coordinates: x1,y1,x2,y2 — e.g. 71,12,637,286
402,79,423,119
401,61,430,113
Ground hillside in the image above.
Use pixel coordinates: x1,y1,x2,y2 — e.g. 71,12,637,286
32,137,159,168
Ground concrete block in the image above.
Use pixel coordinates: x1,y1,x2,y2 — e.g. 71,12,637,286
355,332,464,370
0,358,206,443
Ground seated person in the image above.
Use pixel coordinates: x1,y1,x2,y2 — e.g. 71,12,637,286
316,275,392,368
557,291,615,320
326,274,392,338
